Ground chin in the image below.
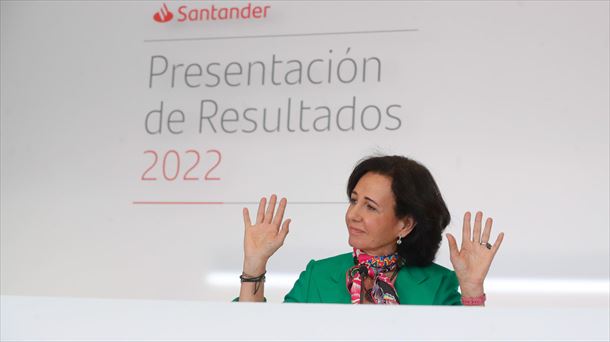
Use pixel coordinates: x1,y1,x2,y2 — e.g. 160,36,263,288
347,236,364,250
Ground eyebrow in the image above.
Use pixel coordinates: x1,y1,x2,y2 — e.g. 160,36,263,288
351,191,380,207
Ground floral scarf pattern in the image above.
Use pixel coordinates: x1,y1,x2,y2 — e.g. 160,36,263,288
346,248,401,304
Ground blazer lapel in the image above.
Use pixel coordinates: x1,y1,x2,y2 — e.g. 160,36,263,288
395,266,443,305
318,258,352,304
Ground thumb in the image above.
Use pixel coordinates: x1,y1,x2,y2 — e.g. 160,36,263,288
278,219,291,242
243,207,252,229
446,233,459,257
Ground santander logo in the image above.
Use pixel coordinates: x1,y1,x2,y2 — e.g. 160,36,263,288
153,3,173,23
152,2,270,24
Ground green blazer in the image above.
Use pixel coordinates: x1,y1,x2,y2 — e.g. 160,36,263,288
283,252,462,305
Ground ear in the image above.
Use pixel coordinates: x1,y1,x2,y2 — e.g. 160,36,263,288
397,216,416,238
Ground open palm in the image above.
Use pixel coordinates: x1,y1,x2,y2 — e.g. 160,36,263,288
446,211,504,293
243,194,291,263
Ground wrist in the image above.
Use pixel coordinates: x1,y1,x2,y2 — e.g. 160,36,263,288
459,282,484,298
243,258,268,275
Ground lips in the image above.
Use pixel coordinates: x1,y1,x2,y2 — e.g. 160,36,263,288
348,226,366,234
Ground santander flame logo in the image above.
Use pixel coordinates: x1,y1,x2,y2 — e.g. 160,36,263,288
153,3,173,23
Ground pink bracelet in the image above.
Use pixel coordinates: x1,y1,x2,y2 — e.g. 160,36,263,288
461,293,486,306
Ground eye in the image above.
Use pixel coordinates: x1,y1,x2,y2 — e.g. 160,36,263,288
349,198,357,205
366,204,377,211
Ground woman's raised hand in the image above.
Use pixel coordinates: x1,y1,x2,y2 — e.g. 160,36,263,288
446,211,504,297
242,195,291,273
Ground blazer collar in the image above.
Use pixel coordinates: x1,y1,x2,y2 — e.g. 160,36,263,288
329,258,429,286
397,264,429,285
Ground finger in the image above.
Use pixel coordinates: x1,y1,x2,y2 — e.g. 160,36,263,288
256,197,266,224
278,219,291,243
491,232,505,256
446,233,459,257
473,211,483,243
481,217,493,243
243,208,252,228
272,197,287,226
264,194,277,224
462,212,471,246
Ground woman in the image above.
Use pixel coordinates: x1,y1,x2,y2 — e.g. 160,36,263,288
238,155,504,305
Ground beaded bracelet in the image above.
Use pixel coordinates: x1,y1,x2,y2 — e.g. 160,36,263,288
461,293,486,306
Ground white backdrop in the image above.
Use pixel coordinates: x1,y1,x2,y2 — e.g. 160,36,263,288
1,1,608,305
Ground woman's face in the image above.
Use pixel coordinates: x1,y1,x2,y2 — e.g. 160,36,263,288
345,172,412,256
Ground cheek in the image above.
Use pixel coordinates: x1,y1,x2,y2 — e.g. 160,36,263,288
367,216,395,239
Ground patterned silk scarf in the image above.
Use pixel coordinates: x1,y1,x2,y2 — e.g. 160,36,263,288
346,248,401,304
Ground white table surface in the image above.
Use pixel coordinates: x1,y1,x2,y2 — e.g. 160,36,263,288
1,295,609,341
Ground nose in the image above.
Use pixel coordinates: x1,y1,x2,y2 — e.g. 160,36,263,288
346,203,362,223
